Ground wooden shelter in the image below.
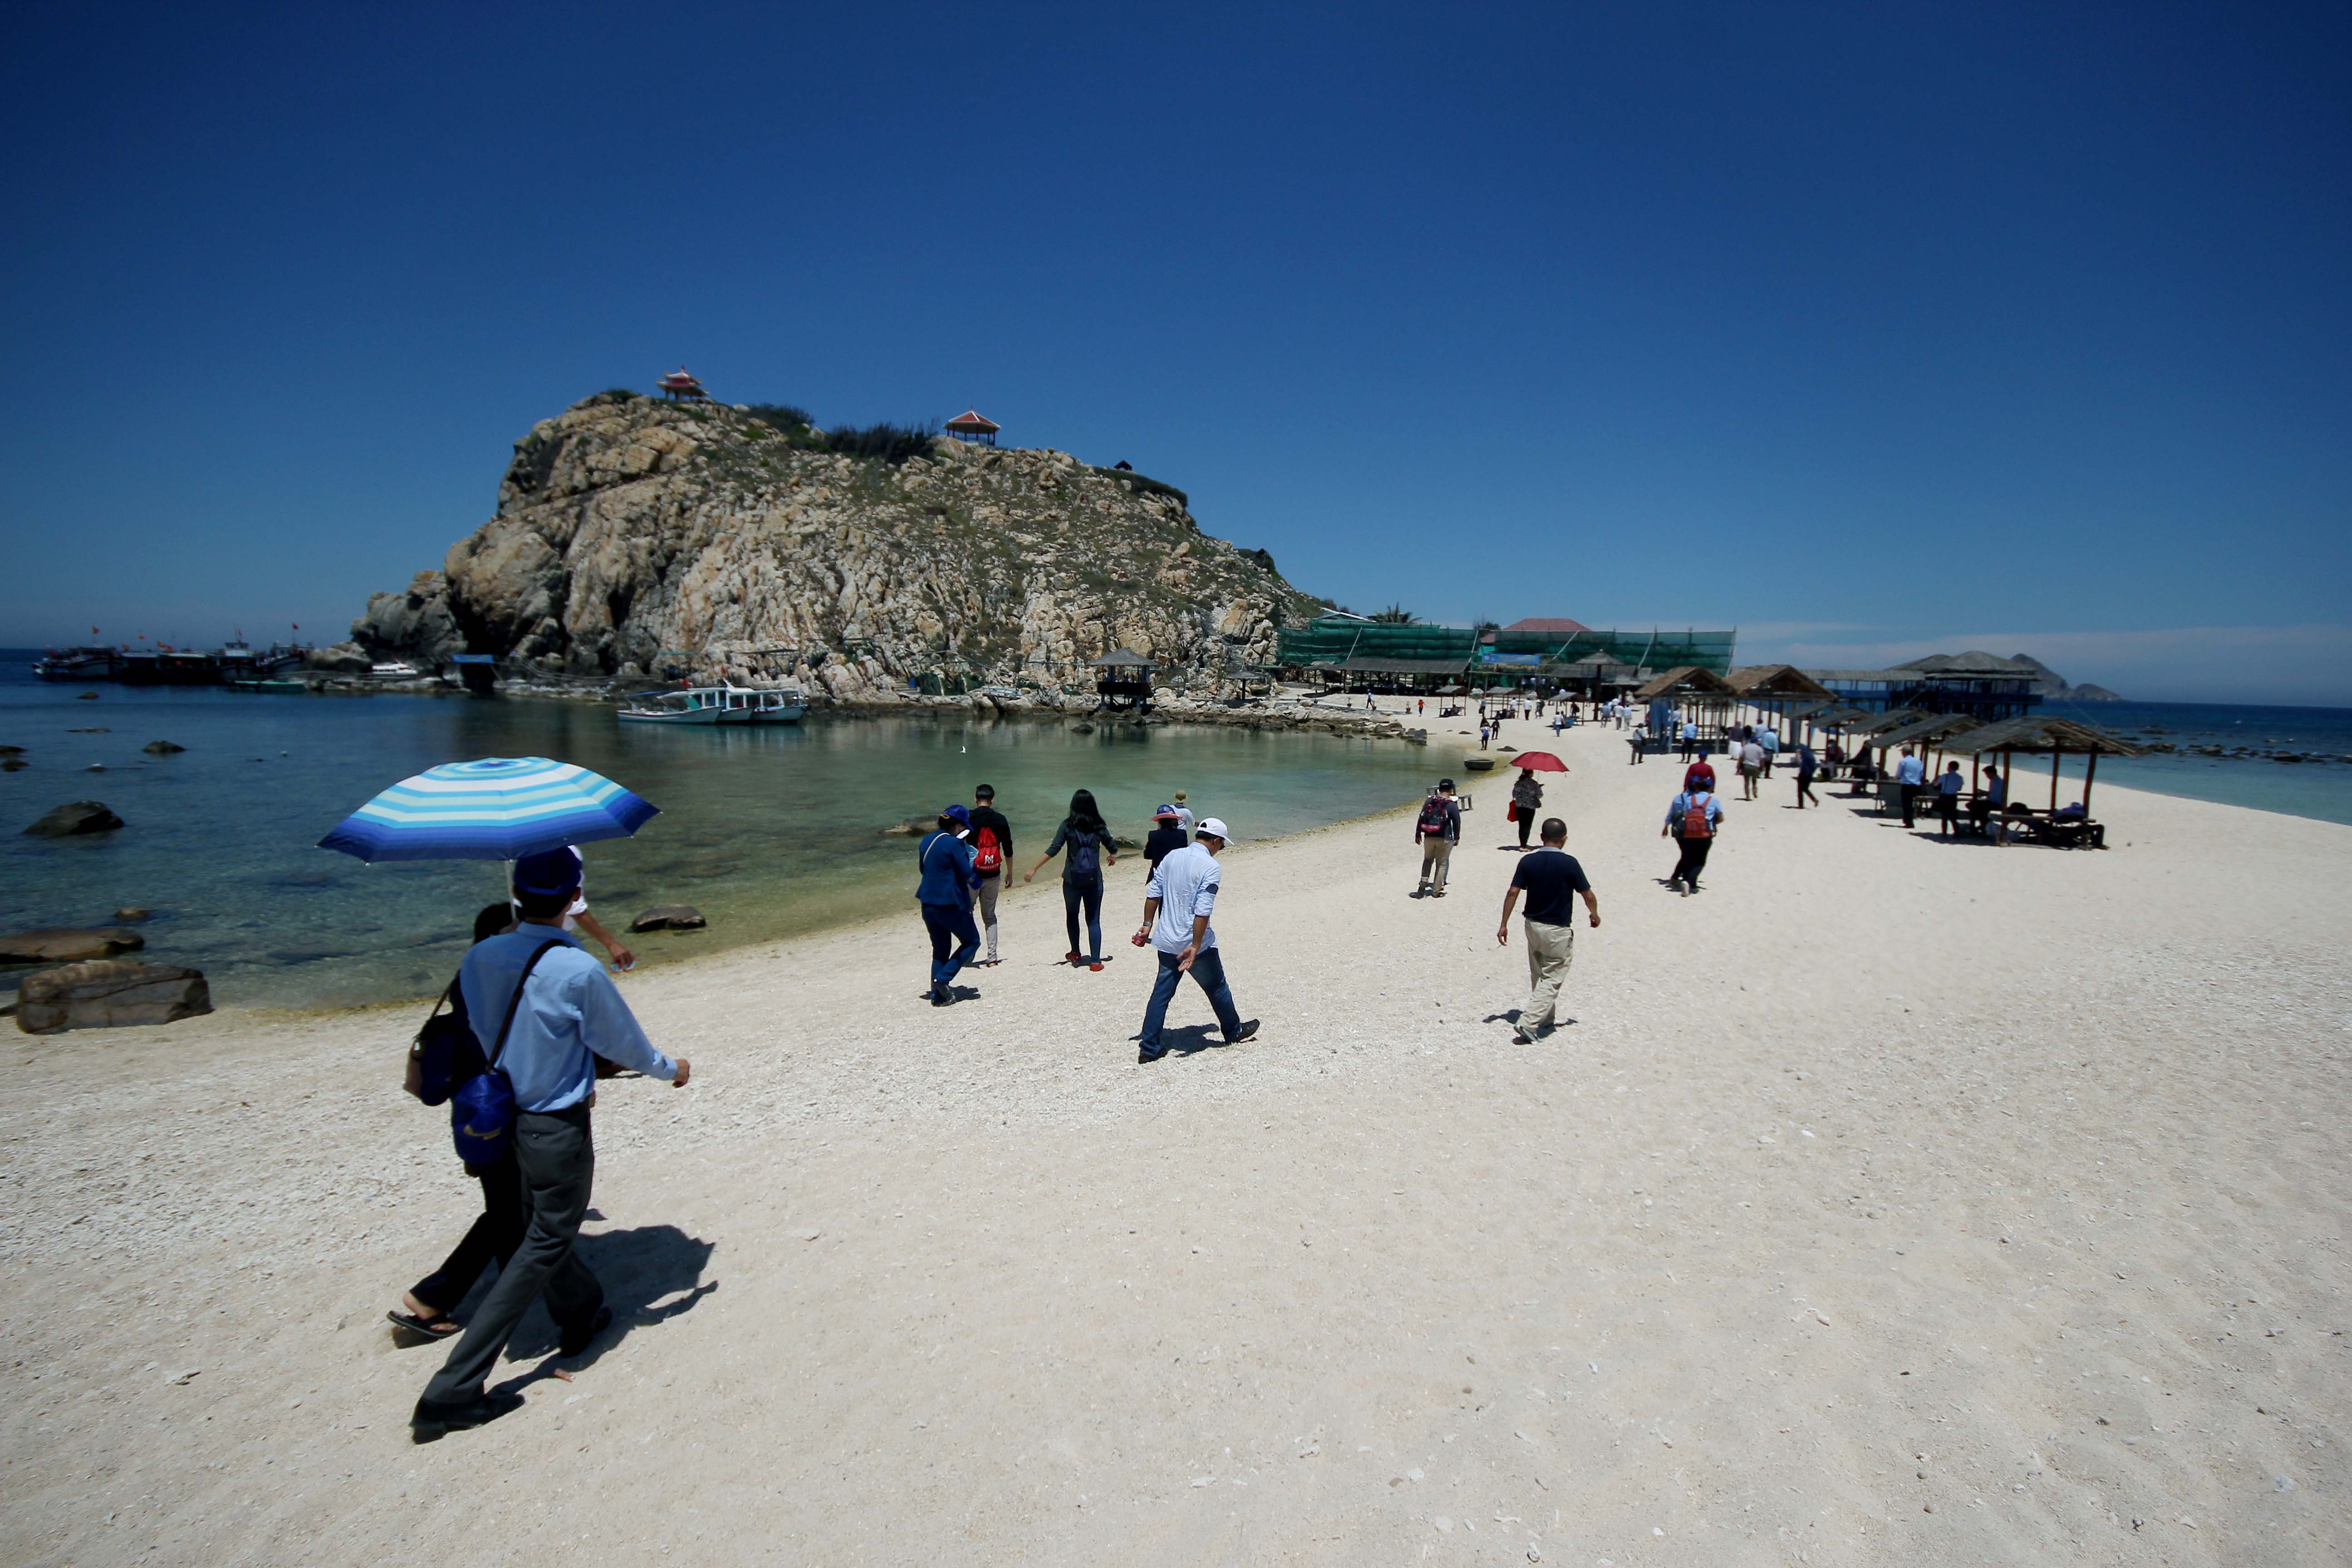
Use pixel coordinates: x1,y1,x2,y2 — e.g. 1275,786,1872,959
945,409,1001,446
1632,665,1734,702
1090,648,1159,711
1953,714,2143,821
657,367,708,401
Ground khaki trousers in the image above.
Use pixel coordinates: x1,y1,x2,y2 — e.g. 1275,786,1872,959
975,872,1001,959
1521,918,1575,1034
1418,837,1453,893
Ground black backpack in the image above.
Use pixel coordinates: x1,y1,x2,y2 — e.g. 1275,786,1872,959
1068,827,1102,878
1416,795,1452,837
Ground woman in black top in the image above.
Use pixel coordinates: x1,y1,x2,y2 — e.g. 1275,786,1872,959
1024,788,1119,969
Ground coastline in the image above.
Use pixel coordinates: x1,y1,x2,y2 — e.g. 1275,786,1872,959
6,722,2349,1564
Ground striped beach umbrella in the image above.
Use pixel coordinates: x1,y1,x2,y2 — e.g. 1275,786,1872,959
317,756,660,862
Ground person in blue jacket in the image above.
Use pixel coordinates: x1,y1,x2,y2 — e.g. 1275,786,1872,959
916,804,983,1007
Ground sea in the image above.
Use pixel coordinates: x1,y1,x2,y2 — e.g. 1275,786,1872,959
0,657,1441,1012
2015,696,2352,827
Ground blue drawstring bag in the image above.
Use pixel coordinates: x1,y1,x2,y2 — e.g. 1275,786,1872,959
451,941,564,1165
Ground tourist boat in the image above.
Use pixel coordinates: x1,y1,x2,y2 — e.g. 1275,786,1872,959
370,661,421,678
617,687,728,724
718,683,805,724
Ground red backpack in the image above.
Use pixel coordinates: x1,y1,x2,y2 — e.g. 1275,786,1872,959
1681,794,1714,839
972,824,1002,874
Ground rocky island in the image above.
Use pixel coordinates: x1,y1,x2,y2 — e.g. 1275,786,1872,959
345,392,1348,724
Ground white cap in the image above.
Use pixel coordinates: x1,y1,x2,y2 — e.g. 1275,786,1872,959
1196,817,1230,840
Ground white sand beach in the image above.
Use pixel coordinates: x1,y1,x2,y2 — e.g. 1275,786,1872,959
4,718,2348,1566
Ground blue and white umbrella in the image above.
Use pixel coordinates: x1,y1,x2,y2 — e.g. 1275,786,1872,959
318,756,660,862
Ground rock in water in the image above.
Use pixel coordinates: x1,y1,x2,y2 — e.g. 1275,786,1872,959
16,960,212,1034
75,691,98,700
142,740,187,755
0,927,147,963
23,801,125,836
113,906,152,921
344,392,1318,692
630,905,707,932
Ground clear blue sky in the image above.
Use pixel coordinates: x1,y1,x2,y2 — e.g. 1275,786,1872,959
4,5,2346,702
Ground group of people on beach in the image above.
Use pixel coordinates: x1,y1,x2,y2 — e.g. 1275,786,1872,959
908,784,1257,1062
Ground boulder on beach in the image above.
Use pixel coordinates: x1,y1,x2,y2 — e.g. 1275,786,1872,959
631,905,707,933
143,740,186,755
0,927,147,964
16,960,212,1035
23,801,125,837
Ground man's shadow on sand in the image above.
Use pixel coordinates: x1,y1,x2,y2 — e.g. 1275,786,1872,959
466,1222,717,1387
1134,1022,1233,1059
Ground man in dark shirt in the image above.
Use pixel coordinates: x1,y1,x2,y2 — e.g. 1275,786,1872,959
1143,804,1190,870
1495,817,1601,1043
967,784,1014,965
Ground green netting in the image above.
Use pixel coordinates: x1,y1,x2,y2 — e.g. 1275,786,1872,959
1277,619,1735,673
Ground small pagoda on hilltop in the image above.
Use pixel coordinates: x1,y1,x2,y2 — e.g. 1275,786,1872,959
944,408,1001,446
657,366,709,401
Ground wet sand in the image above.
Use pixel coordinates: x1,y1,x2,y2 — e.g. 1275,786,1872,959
4,718,2348,1566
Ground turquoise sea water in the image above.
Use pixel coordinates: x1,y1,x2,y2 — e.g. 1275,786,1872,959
0,660,1441,1010
2006,698,2352,827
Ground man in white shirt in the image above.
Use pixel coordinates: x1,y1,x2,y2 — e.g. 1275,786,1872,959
1132,818,1258,1063
1895,747,1926,827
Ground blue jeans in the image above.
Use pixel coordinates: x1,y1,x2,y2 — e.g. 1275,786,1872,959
1137,946,1242,1057
921,902,980,987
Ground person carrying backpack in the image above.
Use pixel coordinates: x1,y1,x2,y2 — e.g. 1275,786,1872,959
410,848,689,1443
1414,778,1461,897
916,805,983,1005
1024,787,1119,970
1663,781,1724,896
966,784,1013,965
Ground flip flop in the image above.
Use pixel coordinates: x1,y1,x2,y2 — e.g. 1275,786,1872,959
387,1309,461,1340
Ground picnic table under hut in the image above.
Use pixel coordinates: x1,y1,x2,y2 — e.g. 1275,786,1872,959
1950,714,2144,849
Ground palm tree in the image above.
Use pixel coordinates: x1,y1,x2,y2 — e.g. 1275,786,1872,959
1372,604,1418,624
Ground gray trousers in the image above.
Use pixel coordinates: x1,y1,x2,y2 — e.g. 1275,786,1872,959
975,872,1001,960
422,1104,602,1405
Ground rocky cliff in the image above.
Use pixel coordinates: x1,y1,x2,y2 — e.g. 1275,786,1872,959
350,392,1319,702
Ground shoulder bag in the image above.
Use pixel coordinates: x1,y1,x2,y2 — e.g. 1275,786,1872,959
450,940,566,1165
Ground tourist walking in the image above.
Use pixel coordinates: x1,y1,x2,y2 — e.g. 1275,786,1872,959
387,901,526,1344
1510,765,1544,849
1663,780,1723,896
1133,818,1257,1063
1936,760,1966,836
1756,723,1779,779
1737,734,1766,800
411,848,690,1443
1895,747,1926,826
1683,755,1717,795
1171,791,1195,833
1495,816,1599,1042
508,845,635,971
1025,788,1118,970
1144,804,1189,870
917,805,982,1004
1415,778,1461,897
1793,740,1819,808
1981,764,2009,843
966,784,1013,966
1679,716,1699,760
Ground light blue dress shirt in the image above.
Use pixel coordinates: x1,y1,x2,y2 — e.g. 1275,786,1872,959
1896,755,1926,786
460,925,675,1113
1144,843,1222,955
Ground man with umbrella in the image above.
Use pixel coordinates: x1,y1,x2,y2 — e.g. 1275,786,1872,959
412,846,690,1442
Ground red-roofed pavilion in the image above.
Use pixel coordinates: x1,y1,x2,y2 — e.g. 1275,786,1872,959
944,408,1001,446
658,366,708,401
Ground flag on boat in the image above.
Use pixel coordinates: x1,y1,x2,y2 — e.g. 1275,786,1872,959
317,755,659,862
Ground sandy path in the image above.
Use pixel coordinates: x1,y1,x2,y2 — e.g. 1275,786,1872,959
4,718,2348,1566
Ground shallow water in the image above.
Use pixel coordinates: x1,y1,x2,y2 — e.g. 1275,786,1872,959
0,664,1441,1009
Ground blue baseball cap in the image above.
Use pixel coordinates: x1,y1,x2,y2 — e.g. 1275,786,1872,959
941,804,971,827
513,846,583,897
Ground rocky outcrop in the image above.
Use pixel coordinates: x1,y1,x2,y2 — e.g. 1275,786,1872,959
24,802,123,837
630,905,706,932
0,927,146,963
352,392,1319,695
15,960,212,1035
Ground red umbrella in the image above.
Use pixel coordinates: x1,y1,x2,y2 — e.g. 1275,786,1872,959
1510,750,1569,771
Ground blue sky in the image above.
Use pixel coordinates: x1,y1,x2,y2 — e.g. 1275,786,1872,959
4,4,2346,702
